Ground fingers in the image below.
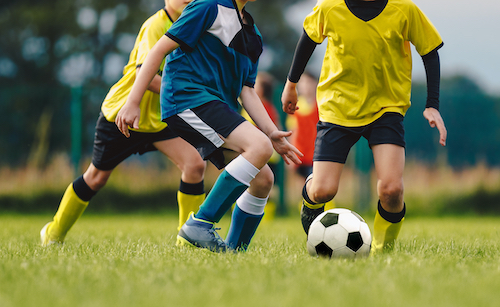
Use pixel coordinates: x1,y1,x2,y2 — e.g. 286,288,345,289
437,123,447,146
116,117,130,138
431,118,447,147
282,101,298,114
115,114,132,138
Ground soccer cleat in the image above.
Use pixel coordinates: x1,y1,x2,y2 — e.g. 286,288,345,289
176,213,228,252
40,222,63,246
300,202,325,235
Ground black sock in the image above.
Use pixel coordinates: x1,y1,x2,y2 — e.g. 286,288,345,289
377,200,406,223
73,176,97,202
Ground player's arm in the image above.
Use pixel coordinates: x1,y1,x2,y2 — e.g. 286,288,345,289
421,49,447,146
137,66,162,94
282,30,318,114
116,35,179,137
240,85,303,165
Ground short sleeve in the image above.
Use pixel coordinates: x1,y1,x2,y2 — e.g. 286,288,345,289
166,0,218,50
407,4,443,56
244,60,259,88
303,1,327,44
137,17,167,65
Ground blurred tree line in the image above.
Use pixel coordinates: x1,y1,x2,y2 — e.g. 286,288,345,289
1,0,499,170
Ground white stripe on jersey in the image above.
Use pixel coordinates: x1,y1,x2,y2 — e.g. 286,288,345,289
207,4,241,47
177,109,225,148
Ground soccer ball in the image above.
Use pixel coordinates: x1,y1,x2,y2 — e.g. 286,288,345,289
307,208,371,258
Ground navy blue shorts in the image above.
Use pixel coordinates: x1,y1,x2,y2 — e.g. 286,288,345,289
92,112,178,170
314,112,405,164
164,101,246,170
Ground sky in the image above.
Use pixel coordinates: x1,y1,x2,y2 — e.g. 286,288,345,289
285,0,500,95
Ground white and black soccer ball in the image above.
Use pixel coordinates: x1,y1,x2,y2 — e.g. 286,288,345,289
307,208,371,258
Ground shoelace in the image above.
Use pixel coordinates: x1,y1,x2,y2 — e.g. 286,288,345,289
208,227,225,244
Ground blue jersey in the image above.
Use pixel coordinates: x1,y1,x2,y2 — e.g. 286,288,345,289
160,0,263,119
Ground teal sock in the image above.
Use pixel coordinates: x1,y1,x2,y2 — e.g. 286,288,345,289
225,205,264,251
196,170,248,222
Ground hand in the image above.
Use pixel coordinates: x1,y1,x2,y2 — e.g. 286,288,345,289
423,107,447,146
116,103,141,138
281,80,299,114
269,130,303,165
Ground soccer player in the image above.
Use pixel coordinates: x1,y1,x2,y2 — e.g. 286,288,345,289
281,0,447,254
40,0,206,246
117,0,303,252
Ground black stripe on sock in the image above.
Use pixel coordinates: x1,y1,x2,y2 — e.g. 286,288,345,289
73,176,97,202
302,182,317,205
378,200,406,223
179,180,205,195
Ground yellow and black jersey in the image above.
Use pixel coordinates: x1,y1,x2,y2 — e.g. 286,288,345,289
303,0,443,127
101,8,173,133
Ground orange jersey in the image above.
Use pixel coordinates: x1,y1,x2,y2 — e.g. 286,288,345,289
289,97,319,165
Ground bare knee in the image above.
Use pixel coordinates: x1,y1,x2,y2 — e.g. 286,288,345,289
181,158,206,183
378,180,404,208
309,184,337,204
244,134,274,169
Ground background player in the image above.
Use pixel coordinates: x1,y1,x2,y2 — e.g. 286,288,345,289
281,0,447,254
40,0,206,246
117,0,303,252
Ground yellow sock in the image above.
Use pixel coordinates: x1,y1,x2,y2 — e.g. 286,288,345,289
371,205,405,255
302,197,325,210
324,199,335,211
48,183,89,242
177,191,205,231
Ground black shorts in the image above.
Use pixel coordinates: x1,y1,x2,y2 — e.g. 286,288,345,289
92,112,178,170
314,112,405,164
164,101,246,170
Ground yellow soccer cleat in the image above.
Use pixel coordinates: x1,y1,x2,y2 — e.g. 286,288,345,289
40,222,63,246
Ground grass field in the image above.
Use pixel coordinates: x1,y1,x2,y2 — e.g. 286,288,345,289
1,213,499,307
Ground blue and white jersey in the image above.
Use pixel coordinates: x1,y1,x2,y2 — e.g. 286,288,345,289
160,0,263,119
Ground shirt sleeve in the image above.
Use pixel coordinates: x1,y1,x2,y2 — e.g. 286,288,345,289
407,3,443,56
302,1,328,44
136,15,167,66
166,0,218,51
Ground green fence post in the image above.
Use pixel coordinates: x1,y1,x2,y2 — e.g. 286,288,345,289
71,86,82,176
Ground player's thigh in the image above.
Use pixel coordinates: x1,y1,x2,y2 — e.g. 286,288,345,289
372,144,405,185
222,121,272,155
153,137,205,169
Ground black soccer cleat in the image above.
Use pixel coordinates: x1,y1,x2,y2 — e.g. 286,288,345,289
300,202,324,235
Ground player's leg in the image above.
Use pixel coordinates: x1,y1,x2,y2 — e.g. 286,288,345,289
300,161,343,234
41,163,110,246
168,102,273,252
225,164,274,251
41,112,148,246
194,120,272,223
371,143,405,254
153,137,206,231
299,121,359,234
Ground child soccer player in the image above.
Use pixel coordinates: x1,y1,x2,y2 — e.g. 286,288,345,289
40,0,206,246
281,0,447,254
117,0,303,252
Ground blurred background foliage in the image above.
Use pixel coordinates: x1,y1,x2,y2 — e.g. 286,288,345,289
1,0,500,214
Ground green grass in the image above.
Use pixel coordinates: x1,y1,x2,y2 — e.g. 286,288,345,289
1,214,499,307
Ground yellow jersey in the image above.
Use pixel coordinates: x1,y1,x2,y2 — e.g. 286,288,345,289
303,0,443,127
101,9,172,132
